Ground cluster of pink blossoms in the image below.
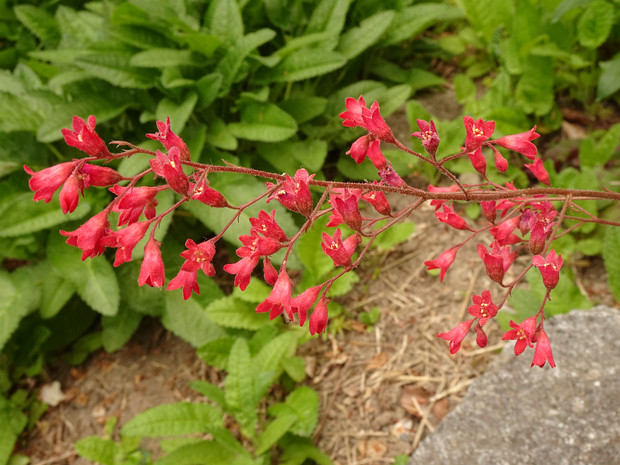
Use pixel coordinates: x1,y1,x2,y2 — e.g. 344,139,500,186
25,96,584,367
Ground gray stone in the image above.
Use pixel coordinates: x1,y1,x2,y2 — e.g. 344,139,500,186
409,306,620,465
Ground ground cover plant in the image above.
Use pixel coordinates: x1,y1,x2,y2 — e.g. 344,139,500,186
2,0,620,463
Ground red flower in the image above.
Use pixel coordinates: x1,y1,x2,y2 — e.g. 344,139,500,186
361,187,391,216
138,237,165,288
463,116,495,151
236,231,282,258
249,210,287,242
467,147,487,176
81,164,124,187
61,115,112,159
191,180,229,208
60,210,109,260
424,247,458,282
339,96,394,143
378,162,406,187
435,204,471,231
412,119,440,157
180,239,216,277
489,215,522,246
532,250,563,290
263,258,278,286
291,286,323,327
321,229,354,268
366,139,387,170
146,117,191,161
167,270,199,300
111,185,159,226
524,157,551,186
150,147,189,195
59,172,83,214
332,190,363,232
437,319,474,354
493,126,539,160
531,328,555,368
309,297,329,335
223,255,259,291
428,184,460,210
477,242,517,285
502,316,537,356
25,162,77,203
266,168,314,217
490,145,508,173
102,220,151,267
480,201,497,223
256,269,293,320
339,95,368,128
474,322,487,348
467,290,498,326
346,135,372,164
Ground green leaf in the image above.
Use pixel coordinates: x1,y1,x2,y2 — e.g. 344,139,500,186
156,92,198,133
0,395,28,465
232,279,271,304
278,97,327,124
579,123,620,167
305,0,351,49
597,53,620,100
269,386,319,437
374,221,415,252
552,0,595,22
338,10,394,59
577,1,614,48
197,337,235,370
256,49,346,83
14,5,60,44
122,403,223,437
205,0,244,45
190,381,227,410
206,297,267,330
328,270,360,297
381,4,463,45
196,73,222,109
229,101,298,142
258,139,328,173
515,56,554,116
117,261,165,316
75,436,122,465
39,262,76,319
256,414,297,455
454,74,476,103
47,234,120,316
0,272,20,353
296,216,333,281
281,356,306,382
603,227,620,301
0,193,90,238
130,48,201,67
254,332,296,381
225,339,257,436
155,440,232,465
74,52,157,89
101,306,142,353
162,293,226,348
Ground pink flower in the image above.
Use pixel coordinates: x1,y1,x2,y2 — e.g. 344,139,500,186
428,184,460,210
532,250,563,290
378,162,406,187
309,298,329,335
480,201,497,223
435,204,471,231
531,328,555,368
150,147,189,195
61,115,112,158
59,172,83,214
291,286,323,327
528,217,554,255
493,126,539,160
339,95,368,128
502,316,537,356
223,255,259,291
346,135,372,164
81,164,124,187
146,117,191,161
180,239,216,277
339,96,394,143
321,229,354,269
256,269,293,320
467,290,498,326
463,116,495,151
524,157,551,186
266,168,314,217
489,216,522,246
60,210,109,260
236,231,282,258
366,139,387,170
138,237,165,288
25,162,77,203
424,247,458,282
191,180,229,208
249,210,287,242
474,322,487,348
437,319,474,354
167,270,199,300
467,147,487,176
477,242,517,285
412,119,440,157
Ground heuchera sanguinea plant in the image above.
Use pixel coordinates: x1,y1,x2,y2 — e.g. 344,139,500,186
25,99,620,368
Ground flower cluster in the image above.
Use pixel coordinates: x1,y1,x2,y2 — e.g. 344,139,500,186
24,96,619,368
